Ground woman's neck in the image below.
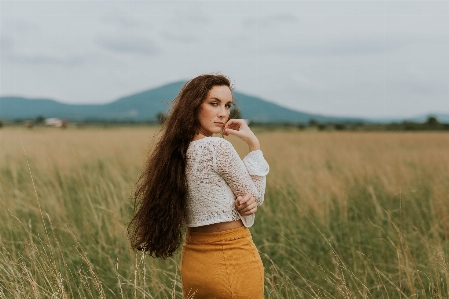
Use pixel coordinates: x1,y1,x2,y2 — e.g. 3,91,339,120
192,131,212,141
192,134,208,141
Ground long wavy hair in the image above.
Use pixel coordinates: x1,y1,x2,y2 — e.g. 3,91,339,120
128,74,232,258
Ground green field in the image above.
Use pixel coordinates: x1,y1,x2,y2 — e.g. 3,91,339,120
1,127,449,298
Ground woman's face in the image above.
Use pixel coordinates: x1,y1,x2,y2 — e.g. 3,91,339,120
197,85,233,137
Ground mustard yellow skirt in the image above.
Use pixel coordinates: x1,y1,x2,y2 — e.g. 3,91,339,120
181,226,264,298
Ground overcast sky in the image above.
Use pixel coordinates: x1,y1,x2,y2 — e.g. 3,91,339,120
1,0,448,118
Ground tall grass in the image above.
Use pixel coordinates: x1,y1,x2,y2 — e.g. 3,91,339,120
1,127,448,298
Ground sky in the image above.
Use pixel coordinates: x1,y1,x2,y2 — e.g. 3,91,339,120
1,0,448,118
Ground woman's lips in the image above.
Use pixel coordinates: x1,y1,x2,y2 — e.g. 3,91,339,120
214,122,224,126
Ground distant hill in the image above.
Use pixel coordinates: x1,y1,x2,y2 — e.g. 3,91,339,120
0,81,185,122
0,81,425,124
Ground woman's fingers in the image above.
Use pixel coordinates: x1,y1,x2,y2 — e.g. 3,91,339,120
224,126,248,139
234,197,242,209
237,194,254,208
237,193,252,205
243,204,257,216
224,119,246,135
224,119,244,130
226,122,240,130
245,196,256,206
238,201,257,214
244,209,257,216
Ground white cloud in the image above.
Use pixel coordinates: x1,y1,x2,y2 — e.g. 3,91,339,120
291,73,323,89
241,14,298,27
161,31,199,44
8,54,88,66
96,34,160,55
0,36,14,51
2,20,37,32
102,15,142,29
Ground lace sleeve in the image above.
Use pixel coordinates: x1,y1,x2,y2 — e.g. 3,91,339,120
210,138,269,205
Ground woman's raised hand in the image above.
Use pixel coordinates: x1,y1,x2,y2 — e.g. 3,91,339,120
224,119,260,151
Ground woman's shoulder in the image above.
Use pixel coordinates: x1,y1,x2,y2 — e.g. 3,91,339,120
189,137,235,155
190,136,233,147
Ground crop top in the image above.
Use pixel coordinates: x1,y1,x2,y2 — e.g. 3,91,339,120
185,137,269,227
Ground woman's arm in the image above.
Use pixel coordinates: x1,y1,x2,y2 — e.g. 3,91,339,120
209,137,268,227
222,119,269,206
211,138,269,206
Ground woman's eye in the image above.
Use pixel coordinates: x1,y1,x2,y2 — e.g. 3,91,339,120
225,104,231,109
210,102,218,106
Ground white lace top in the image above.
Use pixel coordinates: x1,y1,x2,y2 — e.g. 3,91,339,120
185,137,269,227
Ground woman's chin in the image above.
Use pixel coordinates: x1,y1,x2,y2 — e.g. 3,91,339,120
201,127,222,136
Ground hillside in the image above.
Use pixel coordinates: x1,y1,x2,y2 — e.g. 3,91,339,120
0,81,376,124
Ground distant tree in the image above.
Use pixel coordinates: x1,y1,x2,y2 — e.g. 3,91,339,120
297,123,305,130
426,116,439,126
35,115,45,125
334,123,346,131
229,107,241,119
402,121,419,131
0,120,3,128
386,122,400,131
317,124,326,131
157,112,167,124
308,119,318,126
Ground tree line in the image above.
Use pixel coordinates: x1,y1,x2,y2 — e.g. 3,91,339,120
1,112,448,131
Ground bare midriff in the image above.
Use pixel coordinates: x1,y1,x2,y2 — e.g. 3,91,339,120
188,220,244,233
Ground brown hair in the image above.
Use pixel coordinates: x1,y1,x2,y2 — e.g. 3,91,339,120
128,74,232,258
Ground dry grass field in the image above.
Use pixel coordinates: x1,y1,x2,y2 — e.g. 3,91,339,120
1,126,449,298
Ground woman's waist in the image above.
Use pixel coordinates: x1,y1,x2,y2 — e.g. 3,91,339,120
185,224,250,243
189,219,243,233
184,209,241,228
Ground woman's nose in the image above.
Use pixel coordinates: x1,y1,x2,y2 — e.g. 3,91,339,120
217,106,227,117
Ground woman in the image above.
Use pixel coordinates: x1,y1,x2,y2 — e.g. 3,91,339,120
128,74,269,298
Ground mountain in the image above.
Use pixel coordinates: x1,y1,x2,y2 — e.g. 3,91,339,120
0,81,368,123
0,81,186,122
